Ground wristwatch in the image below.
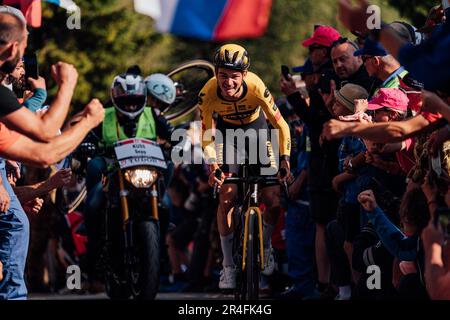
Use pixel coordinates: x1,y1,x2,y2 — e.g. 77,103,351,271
280,155,290,163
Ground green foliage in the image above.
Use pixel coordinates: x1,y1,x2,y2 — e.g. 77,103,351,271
388,0,441,26
31,0,173,110
30,0,411,110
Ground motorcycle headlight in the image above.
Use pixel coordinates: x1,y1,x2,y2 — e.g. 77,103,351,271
124,168,158,188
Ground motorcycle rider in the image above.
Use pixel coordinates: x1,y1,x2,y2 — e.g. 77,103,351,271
83,71,175,290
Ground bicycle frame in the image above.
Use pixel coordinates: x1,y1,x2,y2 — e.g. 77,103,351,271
220,167,280,274
241,184,264,271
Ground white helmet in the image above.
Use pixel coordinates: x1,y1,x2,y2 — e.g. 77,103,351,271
144,73,176,106
111,73,147,119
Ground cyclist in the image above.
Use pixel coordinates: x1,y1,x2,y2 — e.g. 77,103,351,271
83,72,175,290
198,44,291,290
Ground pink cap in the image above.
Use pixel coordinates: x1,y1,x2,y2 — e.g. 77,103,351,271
302,26,341,47
367,88,409,112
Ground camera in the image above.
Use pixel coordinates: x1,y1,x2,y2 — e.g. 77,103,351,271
23,52,39,85
317,69,334,94
281,65,291,80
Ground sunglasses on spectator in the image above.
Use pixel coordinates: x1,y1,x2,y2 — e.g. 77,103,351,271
308,45,325,53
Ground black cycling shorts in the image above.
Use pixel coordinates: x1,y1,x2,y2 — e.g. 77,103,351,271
215,110,278,177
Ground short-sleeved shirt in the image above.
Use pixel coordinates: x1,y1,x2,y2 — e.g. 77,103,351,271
0,122,19,152
0,85,22,117
198,72,291,162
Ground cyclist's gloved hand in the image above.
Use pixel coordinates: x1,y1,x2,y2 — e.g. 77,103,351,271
278,158,291,183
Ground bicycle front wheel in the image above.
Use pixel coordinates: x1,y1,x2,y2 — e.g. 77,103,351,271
246,210,260,300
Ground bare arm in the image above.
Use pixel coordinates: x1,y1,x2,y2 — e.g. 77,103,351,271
0,99,104,168
422,220,450,300
337,0,408,60
13,181,47,204
13,168,71,203
288,170,307,200
1,62,78,142
324,115,436,143
425,242,450,299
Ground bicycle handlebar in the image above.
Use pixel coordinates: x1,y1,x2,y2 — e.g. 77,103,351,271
213,170,289,198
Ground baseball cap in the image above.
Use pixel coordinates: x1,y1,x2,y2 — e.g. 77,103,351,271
354,38,388,57
334,84,369,113
0,5,26,27
367,88,409,112
292,58,314,74
388,21,415,44
302,26,341,48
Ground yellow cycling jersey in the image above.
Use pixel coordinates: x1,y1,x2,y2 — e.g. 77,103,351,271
198,71,291,163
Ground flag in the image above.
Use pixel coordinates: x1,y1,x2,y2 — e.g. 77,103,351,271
136,0,273,41
3,0,42,28
134,0,161,19
44,0,79,12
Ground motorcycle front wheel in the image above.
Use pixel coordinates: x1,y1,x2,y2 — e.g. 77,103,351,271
131,220,160,300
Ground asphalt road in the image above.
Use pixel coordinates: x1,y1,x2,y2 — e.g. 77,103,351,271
28,292,236,300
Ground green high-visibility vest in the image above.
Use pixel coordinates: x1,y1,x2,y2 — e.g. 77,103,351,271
102,107,157,147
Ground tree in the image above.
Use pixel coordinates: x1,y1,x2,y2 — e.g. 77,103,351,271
28,0,173,110
388,0,440,26
22,0,402,109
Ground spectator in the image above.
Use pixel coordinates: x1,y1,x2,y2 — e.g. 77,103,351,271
421,172,450,299
337,0,450,91
358,188,430,299
1,60,47,112
277,117,317,299
0,9,77,142
0,5,104,300
353,38,407,94
302,25,341,70
279,26,342,296
422,219,450,299
330,37,378,94
326,84,369,300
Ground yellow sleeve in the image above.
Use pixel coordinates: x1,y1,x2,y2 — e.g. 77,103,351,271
256,84,291,158
198,90,217,164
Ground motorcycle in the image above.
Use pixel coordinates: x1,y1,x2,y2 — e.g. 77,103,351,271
53,59,215,297
101,138,167,299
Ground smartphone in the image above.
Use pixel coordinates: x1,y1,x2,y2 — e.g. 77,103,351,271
23,53,39,80
318,72,332,94
434,207,450,238
281,65,291,80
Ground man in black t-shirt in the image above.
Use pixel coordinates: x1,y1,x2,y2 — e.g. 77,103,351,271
0,7,78,144
0,6,105,299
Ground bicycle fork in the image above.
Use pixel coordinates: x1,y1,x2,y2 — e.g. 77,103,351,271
242,183,265,271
